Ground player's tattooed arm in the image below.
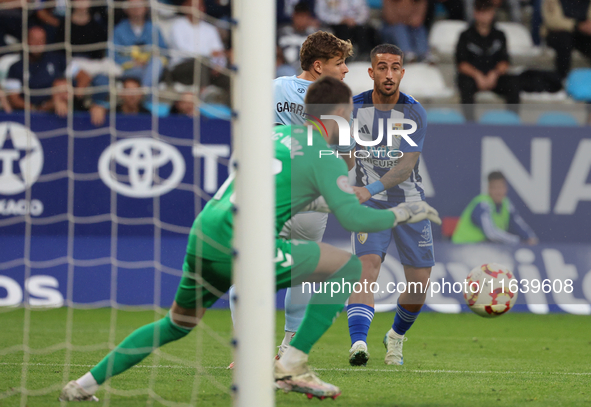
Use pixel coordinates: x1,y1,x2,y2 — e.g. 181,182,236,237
379,151,420,190
352,152,421,203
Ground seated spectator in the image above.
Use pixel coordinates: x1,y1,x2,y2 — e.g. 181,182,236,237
113,0,167,87
56,0,121,111
382,0,431,62
52,77,69,117
52,77,86,117
543,0,591,79
452,171,538,244
315,0,375,60
456,0,519,121
169,91,196,116
117,77,150,114
32,0,70,44
56,0,107,60
278,2,319,73
466,0,521,22
167,0,228,91
5,26,66,111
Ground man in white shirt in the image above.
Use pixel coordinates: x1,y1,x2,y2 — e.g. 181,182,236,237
167,0,228,92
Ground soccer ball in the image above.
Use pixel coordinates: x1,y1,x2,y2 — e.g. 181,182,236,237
463,263,518,318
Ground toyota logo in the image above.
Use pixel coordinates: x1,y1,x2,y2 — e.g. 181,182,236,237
98,138,185,198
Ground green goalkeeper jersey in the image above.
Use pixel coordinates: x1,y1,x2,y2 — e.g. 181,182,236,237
187,125,396,261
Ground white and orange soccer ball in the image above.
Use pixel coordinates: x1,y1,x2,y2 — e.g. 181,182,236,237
463,263,518,318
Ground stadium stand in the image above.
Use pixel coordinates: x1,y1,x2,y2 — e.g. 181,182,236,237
427,20,467,56
566,68,591,102
343,61,374,95
399,63,454,100
496,22,540,57
478,109,521,125
536,111,579,126
426,108,465,123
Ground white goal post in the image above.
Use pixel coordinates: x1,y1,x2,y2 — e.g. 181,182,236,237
231,0,276,406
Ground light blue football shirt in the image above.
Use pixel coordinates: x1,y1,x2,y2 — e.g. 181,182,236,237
273,75,356,152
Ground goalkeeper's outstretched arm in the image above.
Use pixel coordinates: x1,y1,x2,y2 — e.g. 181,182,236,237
307,158,440,232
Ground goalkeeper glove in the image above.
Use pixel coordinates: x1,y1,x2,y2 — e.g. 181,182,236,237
389,201,441,227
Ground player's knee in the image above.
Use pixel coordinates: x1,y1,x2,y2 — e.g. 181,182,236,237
360,262,380,284
360,255,381,280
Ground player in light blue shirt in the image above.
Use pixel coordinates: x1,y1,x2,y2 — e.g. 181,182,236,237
228,31,356,367
346,44,433,368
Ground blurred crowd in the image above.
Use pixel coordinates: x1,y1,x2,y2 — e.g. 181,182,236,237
0,0,232,124
0,0,589,123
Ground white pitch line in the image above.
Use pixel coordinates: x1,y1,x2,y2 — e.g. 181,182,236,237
1,362,590,376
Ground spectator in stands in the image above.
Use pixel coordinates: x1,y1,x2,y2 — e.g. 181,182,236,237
113,0,168,87
5,26,66,111
382,0,432,63
167,0,228,91
466,0,521,22
543,0,591,79
456,0,519,121
169,91,196,116
452,171,538,244
52,77,86,117
277,0,314,25
315,0,375,60
117,77,151,114
278,2,319,73
52,77,69,117
33,0,64,44
56,0,121,114
56,0,108,60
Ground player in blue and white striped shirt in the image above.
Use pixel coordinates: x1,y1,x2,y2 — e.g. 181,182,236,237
346,44,433,367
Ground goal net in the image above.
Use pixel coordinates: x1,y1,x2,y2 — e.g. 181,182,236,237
0,0,274,405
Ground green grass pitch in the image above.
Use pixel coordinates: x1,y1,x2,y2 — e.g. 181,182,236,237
1,308,590,406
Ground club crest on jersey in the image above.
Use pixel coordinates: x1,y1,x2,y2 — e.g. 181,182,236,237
392,123,404,139
357,233,368,244
336,175,354,194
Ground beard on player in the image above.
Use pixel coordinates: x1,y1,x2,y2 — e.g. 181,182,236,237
377,79,399,98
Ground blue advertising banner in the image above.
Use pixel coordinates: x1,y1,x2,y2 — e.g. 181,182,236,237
1,114,590,312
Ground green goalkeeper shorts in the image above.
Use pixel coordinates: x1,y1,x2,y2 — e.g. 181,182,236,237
174,238,321,309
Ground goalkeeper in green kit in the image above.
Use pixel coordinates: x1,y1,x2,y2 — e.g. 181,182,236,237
60,76,441,401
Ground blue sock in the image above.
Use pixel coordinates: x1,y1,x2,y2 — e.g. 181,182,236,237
347,304,374,345
392,303,421,336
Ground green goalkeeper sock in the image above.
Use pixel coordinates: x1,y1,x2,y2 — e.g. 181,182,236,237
290,255,362,354
90,312,191,384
